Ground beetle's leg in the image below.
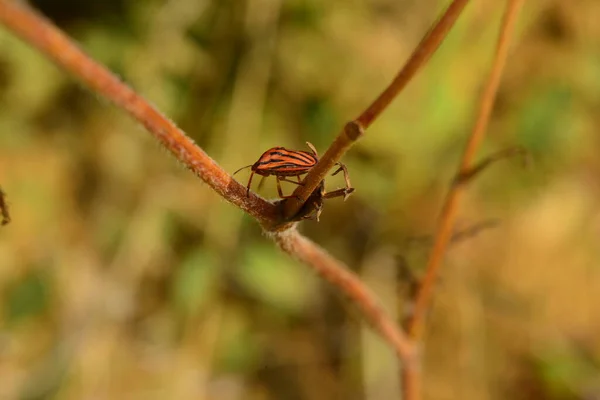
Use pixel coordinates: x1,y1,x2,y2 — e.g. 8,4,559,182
313,202,323,221
301,201,323,222
297,175,302,183
278,177,304,186
276,178,287,198
331,162,352,190
276,177,302,200
257,175,267,191
330,162,354,200
304,198,323,222
322,187,355,200
246,171,255,197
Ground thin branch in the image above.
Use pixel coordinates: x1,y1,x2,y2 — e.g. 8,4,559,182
402,363,421,400
403,219,500,249
455,146,530,185
355,0,471,129
401,2,526,396
406,0,525,341
0,1,279,228
282,0,471,220
271,228,415,362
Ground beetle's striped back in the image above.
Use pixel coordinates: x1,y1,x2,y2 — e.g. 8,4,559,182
252,147,318,176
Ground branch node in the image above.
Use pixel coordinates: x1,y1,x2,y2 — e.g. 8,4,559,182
344,121,365,141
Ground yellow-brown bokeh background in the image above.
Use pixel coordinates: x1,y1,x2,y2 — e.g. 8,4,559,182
1,1,599,399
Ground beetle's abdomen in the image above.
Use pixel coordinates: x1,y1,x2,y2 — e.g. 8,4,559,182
252,148,318,176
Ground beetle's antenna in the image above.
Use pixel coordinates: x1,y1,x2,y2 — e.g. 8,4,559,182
233,164,253,175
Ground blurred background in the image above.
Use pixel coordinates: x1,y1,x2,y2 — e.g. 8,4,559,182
1,0,599,399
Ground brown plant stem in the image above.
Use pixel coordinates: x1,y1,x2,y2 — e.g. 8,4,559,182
271,228,414,362
403,0,525,398
282,0,471,220
0,0,278,227
407,0,525,339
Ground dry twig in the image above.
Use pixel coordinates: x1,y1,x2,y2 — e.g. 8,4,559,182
402,1,526,398
272,228,414,361
282,0,471,219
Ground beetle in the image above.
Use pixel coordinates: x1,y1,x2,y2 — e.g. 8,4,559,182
234,142,352,200
234,142,319,198
293,174,355,222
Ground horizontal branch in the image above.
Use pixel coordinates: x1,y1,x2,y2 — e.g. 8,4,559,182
406,0,525,342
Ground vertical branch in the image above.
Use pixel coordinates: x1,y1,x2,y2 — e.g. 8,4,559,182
283,0,472,220
356,0,471,129
407,0,525,339
402,1,526,398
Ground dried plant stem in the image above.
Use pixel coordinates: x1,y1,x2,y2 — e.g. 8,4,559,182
407,0,525,339
355,0,471,129
283,0,471,219
272,228,414,362
403,1,525,398
0,1,278,227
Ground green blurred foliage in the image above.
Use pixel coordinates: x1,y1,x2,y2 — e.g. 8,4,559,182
171,249,219,316
1,1,600,399
5,268,51,324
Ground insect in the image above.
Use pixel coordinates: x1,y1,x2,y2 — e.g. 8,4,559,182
0,186,10,226
234,142,353,200
294,176,354,222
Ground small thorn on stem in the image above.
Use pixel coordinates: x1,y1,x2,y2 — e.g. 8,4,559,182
455,146,530,186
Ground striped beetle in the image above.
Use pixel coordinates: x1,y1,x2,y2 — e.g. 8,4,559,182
234,142,353,201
